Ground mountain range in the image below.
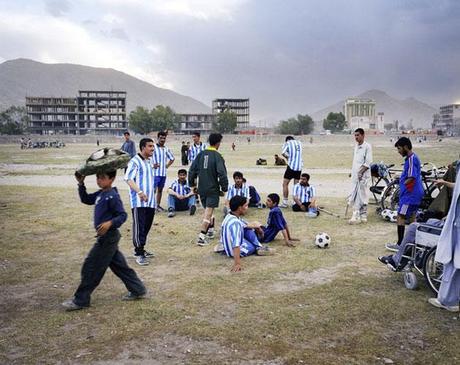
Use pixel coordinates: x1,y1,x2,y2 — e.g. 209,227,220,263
311,89,437,128
0,59,438,129
0,58,210,114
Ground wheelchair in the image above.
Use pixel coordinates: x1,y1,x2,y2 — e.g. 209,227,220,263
399,223,443,294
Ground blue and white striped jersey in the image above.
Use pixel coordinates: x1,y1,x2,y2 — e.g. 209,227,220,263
221,213,244,257
292,183,315,203
188,142,206,163
282,139,303,171
226,183,250,200
169,179,192,196
124,154,156,208
152,144,175,177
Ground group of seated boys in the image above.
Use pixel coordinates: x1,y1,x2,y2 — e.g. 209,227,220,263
166,169,320,271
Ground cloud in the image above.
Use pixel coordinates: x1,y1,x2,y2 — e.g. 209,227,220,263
45,0,71,17
0,10,173,89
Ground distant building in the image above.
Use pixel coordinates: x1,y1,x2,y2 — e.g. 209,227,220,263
435,103,460,133
212,98,249,131
343,98,383,131
26,90,127,135
177,113,215,134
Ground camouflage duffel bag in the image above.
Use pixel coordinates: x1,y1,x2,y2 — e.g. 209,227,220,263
76,148,131,176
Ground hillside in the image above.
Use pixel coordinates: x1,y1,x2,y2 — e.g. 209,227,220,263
0,58,210,114
312,89,437,128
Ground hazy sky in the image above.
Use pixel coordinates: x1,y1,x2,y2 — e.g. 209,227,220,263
1,0,459,122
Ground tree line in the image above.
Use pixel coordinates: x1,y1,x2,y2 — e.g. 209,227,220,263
128,105,238,135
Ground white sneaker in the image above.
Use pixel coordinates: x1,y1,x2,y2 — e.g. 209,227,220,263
279,202,289,208
197,234,210,246
360,214,368,223
428,298,459,312
213,243,224,253
348,211,361,225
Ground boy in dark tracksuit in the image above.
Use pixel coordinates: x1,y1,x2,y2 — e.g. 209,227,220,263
62,170,146,311
188,133,228,246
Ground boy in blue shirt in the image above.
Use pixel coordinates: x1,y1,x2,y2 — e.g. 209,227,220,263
259,193,297,247
386,137,424,251
62,170,146,311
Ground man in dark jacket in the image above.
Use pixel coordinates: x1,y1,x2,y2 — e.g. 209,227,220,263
189,133,228,246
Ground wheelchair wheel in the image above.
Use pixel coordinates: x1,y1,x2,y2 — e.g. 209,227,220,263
404,272,418,290
423,246,443,295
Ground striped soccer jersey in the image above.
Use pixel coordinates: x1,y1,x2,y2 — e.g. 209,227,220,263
152,144,175,177
124,154,156,208
220,213,244,257
292,183,315,203
226,183,250,200
282,139,303,171
188,142,206,163
169,179,192,196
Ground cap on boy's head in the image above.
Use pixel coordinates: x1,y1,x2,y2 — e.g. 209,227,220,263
395,137,412,150
267,193,280,205
230,195,247,212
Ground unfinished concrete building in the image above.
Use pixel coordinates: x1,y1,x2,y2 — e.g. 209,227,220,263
26,90,127,135
212,98,250,130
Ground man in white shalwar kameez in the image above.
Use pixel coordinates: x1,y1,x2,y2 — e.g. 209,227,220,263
428,161,460,312
349,128,373,224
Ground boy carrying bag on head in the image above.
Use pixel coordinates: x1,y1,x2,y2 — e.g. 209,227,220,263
62,170,146,311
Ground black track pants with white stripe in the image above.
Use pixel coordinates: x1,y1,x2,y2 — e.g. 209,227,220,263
131,207,155,256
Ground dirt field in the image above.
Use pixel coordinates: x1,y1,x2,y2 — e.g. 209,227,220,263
0,134,459,364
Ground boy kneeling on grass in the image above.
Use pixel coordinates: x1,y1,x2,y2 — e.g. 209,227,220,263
62,170,147,311
220,195,274,272
258,193,298,247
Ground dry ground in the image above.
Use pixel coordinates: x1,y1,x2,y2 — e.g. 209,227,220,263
0,135,459,365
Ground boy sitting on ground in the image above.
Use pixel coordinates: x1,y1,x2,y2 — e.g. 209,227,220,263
224,171,250,215
292,173,318,217
274,154,287,166
258,193,297,247
243,177,266,208
167,169,197,217
220,195,273,272
62,171,146,311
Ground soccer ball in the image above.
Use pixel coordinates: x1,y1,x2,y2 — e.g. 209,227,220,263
388,210,398,223
315,232,331,248
381,209,391,221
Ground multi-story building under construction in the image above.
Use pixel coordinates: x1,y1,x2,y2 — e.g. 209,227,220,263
26,90,127,135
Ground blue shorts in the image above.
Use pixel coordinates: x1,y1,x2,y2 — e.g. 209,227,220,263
154,176,166,189
398,203,419,218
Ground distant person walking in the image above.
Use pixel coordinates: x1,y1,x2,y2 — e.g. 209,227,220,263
280,136,303,208
348,128,372,224
124,138,156,266
152,131,175,211
189,133,228,246
121,131,136,158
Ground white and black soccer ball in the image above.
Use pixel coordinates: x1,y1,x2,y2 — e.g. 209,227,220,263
381,209,391,221
315,232,331,248
388,210,398,223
